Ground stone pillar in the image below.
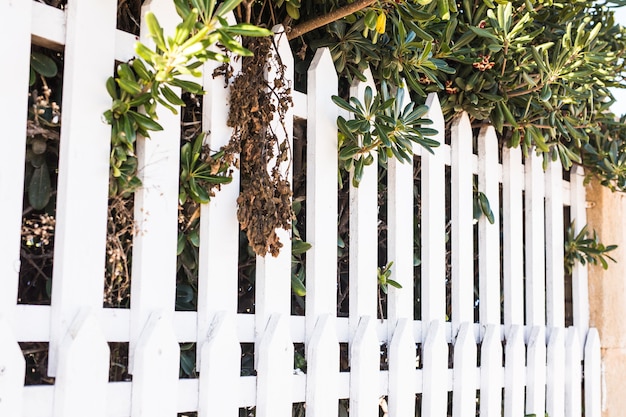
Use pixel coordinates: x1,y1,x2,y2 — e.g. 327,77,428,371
586,179,626,417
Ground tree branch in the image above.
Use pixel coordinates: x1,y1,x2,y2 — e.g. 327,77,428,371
287,0,378,40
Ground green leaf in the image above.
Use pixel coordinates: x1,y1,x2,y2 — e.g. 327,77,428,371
292,239,312,255
30,52,58,78
128,110,164,131
145,12,167,52
28,163,51,210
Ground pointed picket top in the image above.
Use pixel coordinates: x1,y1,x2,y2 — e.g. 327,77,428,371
196,11,242,369
257,314,293,417
388,318,416,416
0,317,25,416
565,327,582,417
421,95,447,330
502,145,524,330
452,322,477,417
53,310,110,417
131,311,180,417
422,320,448,417
525,151,546,329
350,316,380,417
0,0,31,325
306,314,339,417
504,325,525,417
199,312,241,417
306,48,339,344
478,127,501,331
526,326,546,417
545,158,565,329
387,81,415,333
348,69,379,339
546,327,565,417
480,324,502,417
450,113,475,334
584,328,602,417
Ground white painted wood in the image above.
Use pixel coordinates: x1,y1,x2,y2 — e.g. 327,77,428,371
452,322,477,417
422,320,448,417
545,160,565,329
387,83,416,336
584,328,602,417
198,312,241,417
504,325,525,417
130,0,181,371
131,311,180,417
0,317,25,416
196,14,242,368
257,314,293,417
0,0,31,325
502,146,524,330
565,327,582,417
570,166,590,343
478,127,501,331
524,151,546,329
47,0,116,376
388,318,416,416
350,316,379,417
526,326,546,417
422,95,447,331
348,69,378,338
480,324,503,417
306,314,339,417
53,310,110,417
546,326,565,417
255,26,294,350
306,48,339,344
450,114,474,335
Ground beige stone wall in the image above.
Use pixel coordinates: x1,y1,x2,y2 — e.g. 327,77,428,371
586,180,626,417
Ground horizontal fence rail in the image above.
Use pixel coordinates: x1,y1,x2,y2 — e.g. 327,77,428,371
1,2,601,417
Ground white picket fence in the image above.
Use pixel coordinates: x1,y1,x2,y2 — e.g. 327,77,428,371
0,1,602,416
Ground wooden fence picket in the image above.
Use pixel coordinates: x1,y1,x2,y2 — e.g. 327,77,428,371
198,312,241,417
0,0,31,325
422,320,448,417
546,326,565,417
502,146,524,330
570,166,590,342
348,69,378,339
129,0,181,371
584,328,602,417
526,326,546,417
422,95,447,331
255,26,294,350
306,314,339,417
388,318,416,416
478,128,501,331
525,152,546,330
306,48,339,343
257,314,293,417
131,311,180,417
350,316,380,417
452,322,477,417
504,325,525,417
545,159,565,329
48,0,117,375
196,12,242,368
0,317,25,416
387,82,417,334
450,115,475,335
53,310,110,417
480,324,503,417
565,327,582,417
